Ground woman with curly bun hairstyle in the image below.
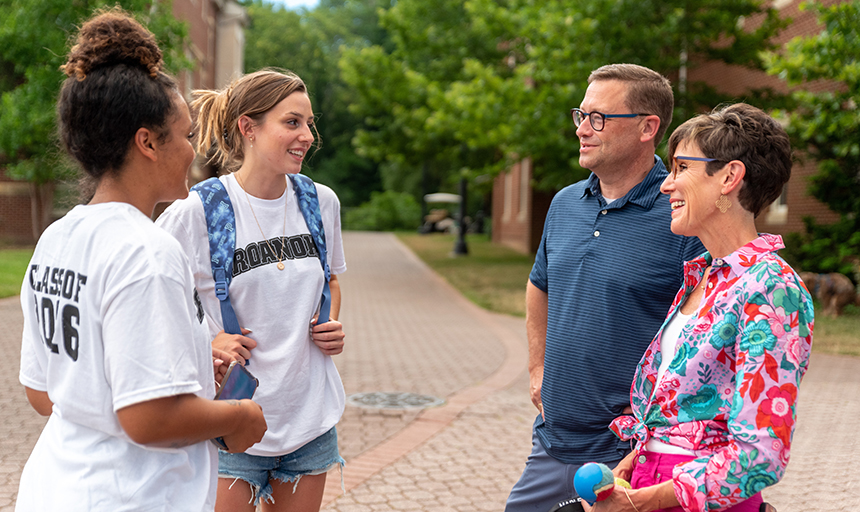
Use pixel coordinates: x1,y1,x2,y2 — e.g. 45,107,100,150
17,9,266,511
157,69,347,512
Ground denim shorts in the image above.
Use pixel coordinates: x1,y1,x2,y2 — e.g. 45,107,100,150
218,427,344,506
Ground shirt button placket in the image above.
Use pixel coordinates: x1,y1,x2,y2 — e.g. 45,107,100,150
594,209,608,238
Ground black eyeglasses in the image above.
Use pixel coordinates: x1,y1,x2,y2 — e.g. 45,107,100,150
571,108,652,131
670,155,721,179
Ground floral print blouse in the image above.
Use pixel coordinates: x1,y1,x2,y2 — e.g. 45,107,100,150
609,234,814,512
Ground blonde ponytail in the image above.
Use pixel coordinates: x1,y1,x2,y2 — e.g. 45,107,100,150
189,68,315,173
192,88,240,170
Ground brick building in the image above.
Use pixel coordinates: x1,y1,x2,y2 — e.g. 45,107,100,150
0,0,247,244
493,0,843,254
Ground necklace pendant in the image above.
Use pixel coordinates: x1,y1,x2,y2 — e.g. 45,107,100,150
277,262,285,271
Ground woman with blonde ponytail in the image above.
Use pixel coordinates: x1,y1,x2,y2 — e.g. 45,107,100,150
157,69,347,512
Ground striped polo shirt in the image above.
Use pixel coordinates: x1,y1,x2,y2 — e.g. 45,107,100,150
529,156,704,464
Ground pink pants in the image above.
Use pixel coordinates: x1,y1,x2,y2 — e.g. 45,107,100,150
631,450,763,512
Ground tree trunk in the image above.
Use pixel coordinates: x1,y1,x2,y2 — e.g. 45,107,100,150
28,181,55,241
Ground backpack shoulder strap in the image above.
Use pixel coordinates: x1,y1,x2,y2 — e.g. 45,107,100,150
287,173,332,323
191,177,242,335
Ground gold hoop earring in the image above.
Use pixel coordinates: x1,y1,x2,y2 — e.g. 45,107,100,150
716,194,731,213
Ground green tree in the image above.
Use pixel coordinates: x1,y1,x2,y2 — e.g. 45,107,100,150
341,0,789,198
242,0,390,206
763,0,860,276
0,0,188,239
340,0,512,200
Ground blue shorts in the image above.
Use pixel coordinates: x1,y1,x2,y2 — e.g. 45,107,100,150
218,427,344,506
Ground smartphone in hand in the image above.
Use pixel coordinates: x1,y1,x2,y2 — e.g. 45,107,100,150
212,361,259,450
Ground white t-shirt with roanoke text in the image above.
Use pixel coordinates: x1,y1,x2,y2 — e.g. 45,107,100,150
157,174,346,457
17,202,216,512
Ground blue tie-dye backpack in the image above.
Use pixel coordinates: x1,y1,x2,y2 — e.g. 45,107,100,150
191,174,332,338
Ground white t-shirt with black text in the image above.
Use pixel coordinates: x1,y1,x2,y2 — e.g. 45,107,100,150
157,174,346,457
17,202,216,512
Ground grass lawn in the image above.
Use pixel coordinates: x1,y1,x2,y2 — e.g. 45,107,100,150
397,233,532,317
809,305,860,357
398,232,860,358
0,247,33,298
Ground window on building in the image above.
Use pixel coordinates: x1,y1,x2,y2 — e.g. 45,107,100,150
765,184,788,225
518,157,530,222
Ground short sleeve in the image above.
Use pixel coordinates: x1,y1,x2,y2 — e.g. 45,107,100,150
529,215,550,292
19,283,48,392
155,196,207,277
103,257,203,411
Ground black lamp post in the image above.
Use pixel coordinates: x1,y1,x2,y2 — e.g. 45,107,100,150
452,175,468,256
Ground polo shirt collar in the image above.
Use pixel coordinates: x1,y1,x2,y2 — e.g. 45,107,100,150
582,156,667,211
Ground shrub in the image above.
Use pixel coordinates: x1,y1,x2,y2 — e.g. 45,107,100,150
782,216,860,281
343,190,421,231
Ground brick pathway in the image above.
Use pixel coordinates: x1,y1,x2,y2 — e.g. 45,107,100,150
1,231,859,511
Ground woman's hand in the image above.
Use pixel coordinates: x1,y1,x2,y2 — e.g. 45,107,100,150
529,366,544,419
212,328,256,365
584,479,678,512
612,451,636,483
220,399,267,453
582,485,640,512
212,347,233,386
310,316,345,356
25,387,53,416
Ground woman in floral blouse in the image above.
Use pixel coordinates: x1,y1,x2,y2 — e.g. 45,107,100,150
592,103,814,512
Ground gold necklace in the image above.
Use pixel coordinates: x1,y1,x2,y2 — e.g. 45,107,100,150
235,173,288,271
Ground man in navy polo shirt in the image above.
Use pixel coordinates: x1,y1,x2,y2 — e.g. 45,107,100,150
505,64,704,512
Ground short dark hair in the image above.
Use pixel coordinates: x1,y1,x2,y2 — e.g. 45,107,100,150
588,63,674,145
57,7,179,180
667,103,792,217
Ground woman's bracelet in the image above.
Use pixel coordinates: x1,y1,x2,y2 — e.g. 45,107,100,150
622,486,641,512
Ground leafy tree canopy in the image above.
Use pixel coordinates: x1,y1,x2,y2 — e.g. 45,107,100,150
763,0,860,276
0,0,188,239
242,0,390,206
0,0,189,185
341,0,789,197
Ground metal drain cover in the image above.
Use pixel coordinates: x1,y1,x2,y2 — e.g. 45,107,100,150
347,392,446,410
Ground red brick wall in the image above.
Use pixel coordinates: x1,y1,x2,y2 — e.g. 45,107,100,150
757,160,840,237
0,174,33,244
173,0,218,93
493,164,530,252
691,0,843,238
492,161,530,253
492,158,556,254
688,1,837,96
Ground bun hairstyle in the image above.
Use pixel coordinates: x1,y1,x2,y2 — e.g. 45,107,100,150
57,7,179,180
193,69,318,172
